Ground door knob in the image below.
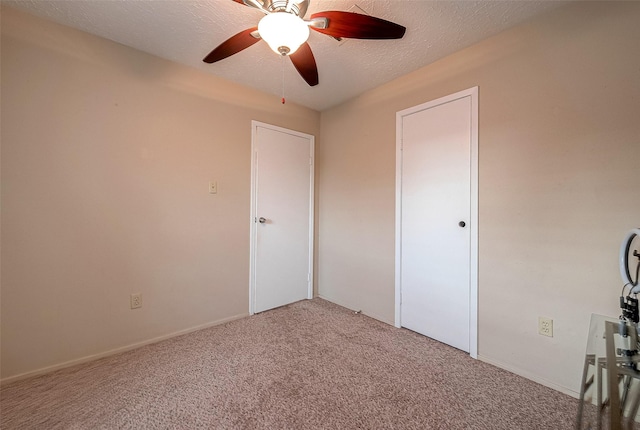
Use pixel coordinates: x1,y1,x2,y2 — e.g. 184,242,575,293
258,217,266,224
458,221,466,228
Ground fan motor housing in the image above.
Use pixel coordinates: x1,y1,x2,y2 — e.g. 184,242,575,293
263,0,309,17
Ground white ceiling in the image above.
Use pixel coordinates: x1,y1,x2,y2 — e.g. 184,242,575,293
5,0,568,111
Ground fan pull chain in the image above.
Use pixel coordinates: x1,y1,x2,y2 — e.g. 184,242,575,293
281,55,286,105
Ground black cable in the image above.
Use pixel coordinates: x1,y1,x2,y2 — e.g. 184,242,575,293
623,283,630,296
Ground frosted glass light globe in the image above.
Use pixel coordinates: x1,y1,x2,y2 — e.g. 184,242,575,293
258,12,310,56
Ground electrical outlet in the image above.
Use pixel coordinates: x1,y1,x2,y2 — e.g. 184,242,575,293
209,181,217,194
538,316,553,337
130,293,142,309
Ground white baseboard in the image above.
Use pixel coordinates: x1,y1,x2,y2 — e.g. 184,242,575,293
478,354,580,399
1,312,249,386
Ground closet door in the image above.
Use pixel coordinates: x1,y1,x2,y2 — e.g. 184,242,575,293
397,88,478,354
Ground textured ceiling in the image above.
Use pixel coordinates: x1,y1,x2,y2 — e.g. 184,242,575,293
4,0,568,111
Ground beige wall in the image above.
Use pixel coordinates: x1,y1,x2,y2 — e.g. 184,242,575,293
317,1,640,395
0,7,320,381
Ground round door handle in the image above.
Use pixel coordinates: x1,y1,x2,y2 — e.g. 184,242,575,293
258,217,266,224
458,221,466,228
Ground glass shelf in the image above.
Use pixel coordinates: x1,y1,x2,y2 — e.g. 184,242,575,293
577,314,640,430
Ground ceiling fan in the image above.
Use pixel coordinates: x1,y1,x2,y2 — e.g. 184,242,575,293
203,0,406,87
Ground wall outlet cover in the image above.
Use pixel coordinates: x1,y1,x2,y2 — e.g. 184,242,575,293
130,293,142,309
538,316,553,337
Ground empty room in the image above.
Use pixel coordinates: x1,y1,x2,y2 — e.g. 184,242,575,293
1,1,639,428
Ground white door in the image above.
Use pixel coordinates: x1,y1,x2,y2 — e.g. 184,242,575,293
250,121,314,314
395,88,478,356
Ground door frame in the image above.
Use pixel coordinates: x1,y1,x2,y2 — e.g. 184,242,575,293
394,87,479,358
249,120,315,315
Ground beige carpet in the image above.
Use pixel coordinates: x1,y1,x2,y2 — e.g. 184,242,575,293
1,298,577,429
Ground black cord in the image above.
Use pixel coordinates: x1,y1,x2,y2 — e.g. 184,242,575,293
623,283,630,296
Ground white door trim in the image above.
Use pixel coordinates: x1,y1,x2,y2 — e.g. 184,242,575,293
394,87,479,358
249,120,315,315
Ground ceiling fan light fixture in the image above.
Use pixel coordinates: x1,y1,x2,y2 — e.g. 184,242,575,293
258,12,309,56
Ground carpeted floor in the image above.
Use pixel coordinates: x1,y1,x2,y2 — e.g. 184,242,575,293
1,298,578,429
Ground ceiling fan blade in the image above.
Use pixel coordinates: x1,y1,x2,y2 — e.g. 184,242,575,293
231,0,269,13
289,42,319,86
203,27,260,64
309,11,405,39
